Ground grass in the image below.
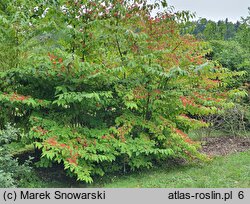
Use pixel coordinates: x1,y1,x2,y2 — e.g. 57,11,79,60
27,150,250,188
188,129,250,141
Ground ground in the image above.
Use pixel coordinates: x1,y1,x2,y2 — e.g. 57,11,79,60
201,136,250,156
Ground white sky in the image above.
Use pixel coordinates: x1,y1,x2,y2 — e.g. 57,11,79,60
166,0,250,22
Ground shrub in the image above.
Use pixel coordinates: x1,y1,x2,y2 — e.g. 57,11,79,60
0,0,246,182
0,124,33,187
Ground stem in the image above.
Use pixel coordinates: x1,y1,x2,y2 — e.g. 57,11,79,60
115,35,123,59
123,159,126,174
145,92,151,120
72,25,76,60
81,16,88,63
115,35,126,79
15,26,19,69
145,58,152,120
171,41,182,52
114,17,126,79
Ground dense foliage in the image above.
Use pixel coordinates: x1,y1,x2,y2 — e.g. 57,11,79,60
0,124,33,187
0,0,248,183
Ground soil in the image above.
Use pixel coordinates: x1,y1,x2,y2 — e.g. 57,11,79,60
200,136,250,156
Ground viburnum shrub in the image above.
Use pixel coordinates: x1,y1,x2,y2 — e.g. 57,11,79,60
0,0,247,182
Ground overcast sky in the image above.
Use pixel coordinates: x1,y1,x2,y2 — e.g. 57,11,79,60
166,0,249,22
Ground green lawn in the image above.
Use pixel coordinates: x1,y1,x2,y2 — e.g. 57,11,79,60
88,151,250,188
